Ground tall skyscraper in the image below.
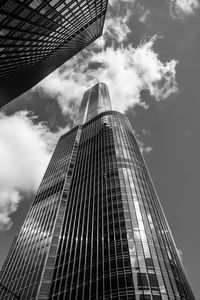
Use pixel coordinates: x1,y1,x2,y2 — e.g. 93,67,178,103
0,0,108,108
0,83,196,300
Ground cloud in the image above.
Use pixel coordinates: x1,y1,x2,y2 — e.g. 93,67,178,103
142,128,151,136
139,8,150,24
0,189,21,231
139,143,153,155
0,111,59,230
177,248,183,262
109,0,136,8
99,13,131,44
1,0,179,231
134,130,153,154
94,0,135,48
34,0,178,116
36,36,178,114
169,0,200,18
34,69,86,118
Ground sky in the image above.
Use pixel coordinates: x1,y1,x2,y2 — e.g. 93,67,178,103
0,0,200,298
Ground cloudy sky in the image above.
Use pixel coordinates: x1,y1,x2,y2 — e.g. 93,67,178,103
0,0,200,297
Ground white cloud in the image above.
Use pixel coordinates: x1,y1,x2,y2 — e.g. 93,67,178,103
95,0,133,48
0,189,21,231
142,128,151,136
35,0,178,115
109,0,136,8
1,0,179,231
36,36,178,114
34,69,86,117
169,0,200,18
133,130,153,154
0,112,58,230
177,248,183,261
100,13,131,44
139,143,153,154
108,0,150,26
139,8,150,24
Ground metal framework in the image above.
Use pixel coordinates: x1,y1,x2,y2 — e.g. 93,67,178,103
0,84,196,300
0,282,20,299
0,0,108,107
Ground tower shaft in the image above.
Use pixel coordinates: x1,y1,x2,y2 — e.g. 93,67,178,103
0,84,196,300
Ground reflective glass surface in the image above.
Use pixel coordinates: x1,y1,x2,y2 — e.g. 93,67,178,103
74,82,112,126
0,84,196,299
0,0,108,107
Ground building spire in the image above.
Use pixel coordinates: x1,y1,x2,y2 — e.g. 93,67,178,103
74,82,112,126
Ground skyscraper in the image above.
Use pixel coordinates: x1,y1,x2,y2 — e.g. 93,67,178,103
0,83,196,300
0,0,108,108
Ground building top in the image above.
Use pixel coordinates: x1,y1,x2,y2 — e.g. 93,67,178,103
0,0,108,108
74,82,112,126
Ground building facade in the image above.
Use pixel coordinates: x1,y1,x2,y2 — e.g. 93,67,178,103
0,83,196,300
0,0,108,108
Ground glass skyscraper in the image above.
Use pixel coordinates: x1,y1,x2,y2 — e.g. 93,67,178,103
0,0,108,108
0,83,196,300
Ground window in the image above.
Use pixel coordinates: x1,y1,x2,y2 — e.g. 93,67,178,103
148,274,159,290
137,273,149,290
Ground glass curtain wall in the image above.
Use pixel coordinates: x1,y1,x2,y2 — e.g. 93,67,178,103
0,83,196,300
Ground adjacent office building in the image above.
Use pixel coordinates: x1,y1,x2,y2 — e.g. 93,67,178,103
0,0,108,107
0,83,196,300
